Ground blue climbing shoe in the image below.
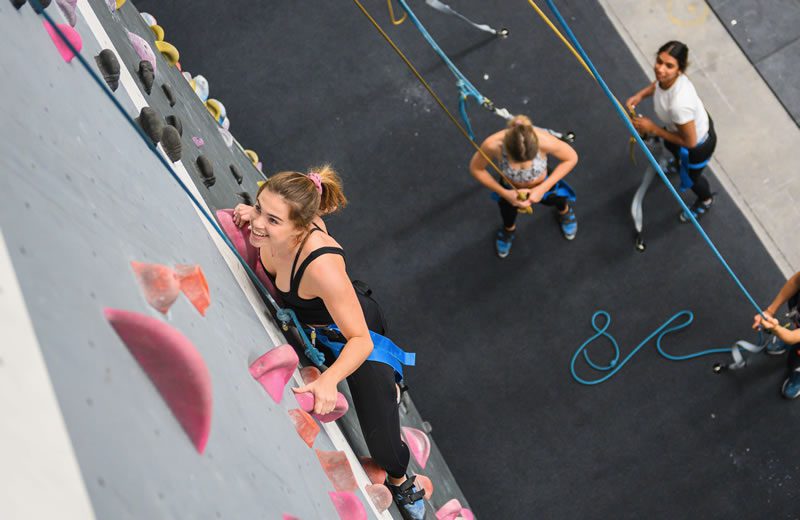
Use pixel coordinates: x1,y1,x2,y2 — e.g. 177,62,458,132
781,369,800,399
387,476,426,519
765,336,788,356
495,228,515,258
679,197,714,223
556,206,578,240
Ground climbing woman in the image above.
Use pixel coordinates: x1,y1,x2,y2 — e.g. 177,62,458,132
231,167,426,519
753,271,800,399
469,114,579,258
626,40,717,222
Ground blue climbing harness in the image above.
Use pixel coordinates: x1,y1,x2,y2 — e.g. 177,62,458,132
310,325,416,382
677,133,710,192
491,179,576,203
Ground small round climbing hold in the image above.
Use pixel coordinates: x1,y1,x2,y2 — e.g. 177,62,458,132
136,106,164,145
139,11,157,26
193,75,209,102
137,59,154,95
161,125,182,162
218,127,234,148
244,149,259,166
161,83,176,107
94,49,120,91
165,114,182,136
196,155,215,187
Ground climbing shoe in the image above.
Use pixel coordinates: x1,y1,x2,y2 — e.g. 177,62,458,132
781,368,800,399
387,476,426,520
765,336,788,356
556,206,578,240
679,197,714,223
495,228,515,259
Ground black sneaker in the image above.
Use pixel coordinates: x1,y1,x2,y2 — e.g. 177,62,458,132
679,197,714,223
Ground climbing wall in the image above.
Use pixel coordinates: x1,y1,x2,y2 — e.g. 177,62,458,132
0,1,470,518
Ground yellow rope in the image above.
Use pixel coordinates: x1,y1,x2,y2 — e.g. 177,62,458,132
353,0,533,211
386,0,407,25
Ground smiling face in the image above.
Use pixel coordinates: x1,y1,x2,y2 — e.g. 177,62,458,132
654,51,681,87
249,189,303,249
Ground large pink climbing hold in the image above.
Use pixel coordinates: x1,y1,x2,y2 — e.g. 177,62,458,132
294,391,348,423
416,474,434,499
215,209,258,268
365,484,392,512
131,261,180,314
287,408,320,448
401,427,431,469
249,345,298,403
126,30,156,73
436,499,474,520
174,264,210,316
316,450,357,492
43,20,82,63
358,456,387,485
328,492,366,520
282,515,299,520
104,308,212,453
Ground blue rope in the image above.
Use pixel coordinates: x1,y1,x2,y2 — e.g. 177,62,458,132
541,0,766,383
29,1,325,363
396,0,488,136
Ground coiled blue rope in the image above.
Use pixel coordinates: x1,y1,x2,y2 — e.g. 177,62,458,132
396,0,489,138
541,0,765,383
29,0,326,364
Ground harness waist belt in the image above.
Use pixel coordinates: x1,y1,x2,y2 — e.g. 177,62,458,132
313,325,416,382
678,132,710,192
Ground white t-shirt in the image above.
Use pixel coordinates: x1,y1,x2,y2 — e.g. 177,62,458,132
653,74,709,144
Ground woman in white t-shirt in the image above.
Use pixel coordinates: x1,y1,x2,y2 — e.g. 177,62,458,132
626,41,717,221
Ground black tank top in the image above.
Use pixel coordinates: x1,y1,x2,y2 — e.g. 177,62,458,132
262,227,344,325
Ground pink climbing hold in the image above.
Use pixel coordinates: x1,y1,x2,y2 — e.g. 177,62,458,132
401,427,431,469
365,484,393,512
328,492,366,520
300,366,321,385
316,450,358,492
192,136,205,148
131,261,180,314
282,515,300,520
43,20,82,63
436,499,474,520
416,474,434,499
56,0,78,26
249,344,298,403
294,391,349,423
104,308,212,453
174,264,210,316
126,30,156,73
358,456,387,485
287,408,320,448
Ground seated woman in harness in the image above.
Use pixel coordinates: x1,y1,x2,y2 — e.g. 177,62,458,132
753,271,800,399
469,114,579,258
626,40,717,222
232,167,425,519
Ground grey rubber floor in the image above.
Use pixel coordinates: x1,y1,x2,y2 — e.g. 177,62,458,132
133,0,799,517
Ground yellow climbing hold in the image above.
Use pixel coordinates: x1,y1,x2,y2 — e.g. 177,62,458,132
205,99,222,121
244,149,259,166
155,41,180,66
149,24,165,42
257,180,266,188
115,0,126,9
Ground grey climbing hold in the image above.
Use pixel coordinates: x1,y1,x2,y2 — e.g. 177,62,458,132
196,155,215,188
229,165,243,185
165,114,182,137
11,0,27,10
161,126,182,163
137,59,154,95
135,106,164,145
56,0,77,26
237,192,253,205
161,84,176,107
94,49,120,92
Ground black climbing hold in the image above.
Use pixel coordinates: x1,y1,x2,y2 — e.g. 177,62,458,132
237,192,253,205
161,126,182,163
30,0,51,13
229,164,243,185
161,84,176,107
11,0,27,10
137,60,154,95
196,155,215,187
165,114,182,136
95,49,120,92
135,106,164,145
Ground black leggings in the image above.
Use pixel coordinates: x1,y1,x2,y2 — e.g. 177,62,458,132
788,347,800,376
319,295,409,479
499,193,568,229
664,118,717,201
